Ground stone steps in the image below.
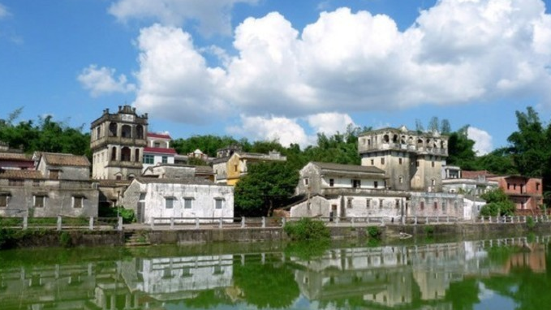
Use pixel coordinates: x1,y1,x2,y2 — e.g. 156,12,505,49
124,231,150,246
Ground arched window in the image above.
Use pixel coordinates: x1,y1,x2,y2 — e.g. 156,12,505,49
136,125,144,139
111,147,117,161
383,134,390,143
96,126,101,140
135,149,140,162
121,125,132,138
109,123,117,137
121,147,131,161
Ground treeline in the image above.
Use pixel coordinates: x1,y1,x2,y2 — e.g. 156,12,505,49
0,108,91,158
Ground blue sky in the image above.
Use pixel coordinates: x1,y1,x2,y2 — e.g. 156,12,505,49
1,0,551,155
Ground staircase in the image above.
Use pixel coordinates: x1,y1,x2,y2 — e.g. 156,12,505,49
124,231,150,246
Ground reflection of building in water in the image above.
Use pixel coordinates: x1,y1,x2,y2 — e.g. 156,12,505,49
120,255,233,301
502,243,547,273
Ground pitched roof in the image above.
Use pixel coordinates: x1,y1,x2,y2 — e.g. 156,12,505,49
0,152,33,161
0,169,43,179
143,147,177,155
147,132,172,139
195,165,214,175
311,162,385,174
462,170,496,179
42,153,90,167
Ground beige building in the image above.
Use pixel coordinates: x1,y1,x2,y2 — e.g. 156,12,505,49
213,146,286,186
90,105,148,180
358,126,448,192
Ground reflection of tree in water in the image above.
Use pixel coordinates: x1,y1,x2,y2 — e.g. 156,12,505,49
482,243,551,310
444,278,480,310
233,254,299,309
181,289,235,308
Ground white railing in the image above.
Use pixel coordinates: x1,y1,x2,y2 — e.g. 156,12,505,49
0,216,123,231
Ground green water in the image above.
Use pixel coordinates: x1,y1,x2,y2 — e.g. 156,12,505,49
1,236,550,310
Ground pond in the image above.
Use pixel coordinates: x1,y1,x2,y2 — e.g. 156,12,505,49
0,235,550,309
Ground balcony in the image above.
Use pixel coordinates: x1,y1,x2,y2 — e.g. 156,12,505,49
91,136,147,149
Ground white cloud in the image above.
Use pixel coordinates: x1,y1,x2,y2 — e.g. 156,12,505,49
78,65,136,97
306,112,356,135
467,126,493,155
123,0,551,129
0,3,9,19
108,0,257,36
227,115,310,147
132,24,228,124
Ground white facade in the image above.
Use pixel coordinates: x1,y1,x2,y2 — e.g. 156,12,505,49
122,178,234,224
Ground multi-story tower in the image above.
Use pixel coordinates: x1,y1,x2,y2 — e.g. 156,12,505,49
90,105,148,180
358,126,448,192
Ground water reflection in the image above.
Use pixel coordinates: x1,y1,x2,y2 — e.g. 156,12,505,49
0,236,550,310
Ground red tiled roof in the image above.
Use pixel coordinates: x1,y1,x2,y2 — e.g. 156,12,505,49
144,147,177,155
462,170,496,179
0,169,43,179
0,152,33,161
42,153,90,167
147,132,172,139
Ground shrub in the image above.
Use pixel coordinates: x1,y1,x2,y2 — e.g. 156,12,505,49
424,225,435,235
99,205,136,224
527,216,536,229
59,231,72,248
284,218,330,241
367,226,382,240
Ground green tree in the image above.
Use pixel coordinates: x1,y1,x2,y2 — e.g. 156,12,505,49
479,188,515,216
446,126,478,169
234,162,299,217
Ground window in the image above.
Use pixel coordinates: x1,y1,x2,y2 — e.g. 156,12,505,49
139,193,146,201
143,154,154,164
165,197,175,209
215,198,224,209
431,179,436,186
420,201,425,210
374,181,378,189
234,164,238,172
434,202,438,210
395,199,400,209
304,178,309,186
507,183,511,190
184,198,193,209
154,142,161,148
431,161,435,167
34,195,46,208
399,176,403,184
379,199,384,209
8,179,23,186
537,183,541,191
370,159,374,165
162,156,168,164
0,194,9,207
49,170,59,180
399,158,403,165
381,158,385,165
329,179,334,187
73,196,84,208
366,199,371,209
352,180,361,188
347,198,353,209
442,202,447,214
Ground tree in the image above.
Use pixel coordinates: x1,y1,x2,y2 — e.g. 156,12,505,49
234,162,299,217
479,188,515,216
446,126,478,169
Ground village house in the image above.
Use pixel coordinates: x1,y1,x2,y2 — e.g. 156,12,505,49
0,142,34,170
121,177,234,224
0,152,98,217
487,175,543,214
212,145,286,185
287,162,409,221
142,132,177,171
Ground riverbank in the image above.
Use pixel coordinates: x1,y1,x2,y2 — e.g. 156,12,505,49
2,220,550,249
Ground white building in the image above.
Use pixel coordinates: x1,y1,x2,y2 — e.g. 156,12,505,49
142,133,177,171
122,178,234,224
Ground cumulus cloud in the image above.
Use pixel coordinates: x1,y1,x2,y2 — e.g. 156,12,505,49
227,115,310,147
78,65,136,97
132,24,228,124
108,0,257,36
122,0,551,134
467,126,493,155
306,112,356,135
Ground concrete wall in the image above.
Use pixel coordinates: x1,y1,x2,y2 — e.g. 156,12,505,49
122,180,234,224
408,192,464,218
0,179,99,217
